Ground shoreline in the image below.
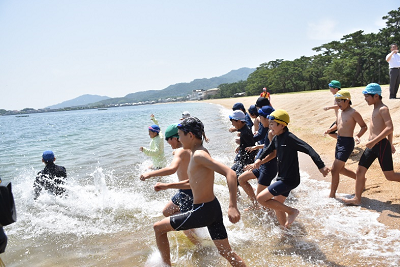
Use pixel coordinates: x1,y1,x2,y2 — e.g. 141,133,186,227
202,85,400,230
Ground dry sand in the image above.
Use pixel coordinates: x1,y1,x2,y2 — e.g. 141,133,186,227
203,85,400,230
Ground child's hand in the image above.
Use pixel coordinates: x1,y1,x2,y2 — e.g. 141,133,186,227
354,136,361,145
392,144,396,154
245,146,255,152
140,173,150,181
319,166,330,177
139,147,144,152
243,164,254,171
228,206,241,224
154,182,167,191
229,127,237,133
323,106,330,111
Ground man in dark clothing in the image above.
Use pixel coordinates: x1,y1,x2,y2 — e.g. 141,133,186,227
34,150,67,200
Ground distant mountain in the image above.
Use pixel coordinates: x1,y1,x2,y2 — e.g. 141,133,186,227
46,94,110,109
94,67,255,106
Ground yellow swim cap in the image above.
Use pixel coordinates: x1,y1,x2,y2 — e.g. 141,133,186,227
267,109,290,126
334,90,351,100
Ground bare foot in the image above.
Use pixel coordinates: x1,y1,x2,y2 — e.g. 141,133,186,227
244,204,260,211
285,209,299,228
342,197,361,206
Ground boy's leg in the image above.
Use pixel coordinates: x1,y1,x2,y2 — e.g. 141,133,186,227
213,238,247,267
153,217,175,266
339,167,356,179
330,159,346,198
257,188,299,228
273,195,287,227
162,201,180,217
342,166,368,206
383,171,400,182
238,171,257,205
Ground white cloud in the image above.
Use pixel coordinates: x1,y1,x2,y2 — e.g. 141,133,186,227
307,19,344,41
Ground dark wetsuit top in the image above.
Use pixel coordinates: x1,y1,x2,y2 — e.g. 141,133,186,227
252,128,277,186
258,130,325,187
245,113,253,129
253,122,268,144
34,163,67,199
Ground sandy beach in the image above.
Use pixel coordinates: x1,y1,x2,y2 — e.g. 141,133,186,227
204,85,400,230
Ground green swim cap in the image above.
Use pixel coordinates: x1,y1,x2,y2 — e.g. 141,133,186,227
165,124,179,140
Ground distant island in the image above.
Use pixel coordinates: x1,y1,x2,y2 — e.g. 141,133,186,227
0,67,255,116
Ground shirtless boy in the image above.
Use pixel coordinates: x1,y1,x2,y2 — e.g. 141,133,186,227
246,110,330,228
140,124,199,244
323,80,341,139
327,90,367,198
343,83,399,205
153,117,246,267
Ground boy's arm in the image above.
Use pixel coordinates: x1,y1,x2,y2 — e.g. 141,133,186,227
198,153,240,224
142,138,162,156
323,105,339,111
150,115,159,126
366,106,394,149
154,179,190,191
388,132,396,153
140,151,182,180
289,133,326,170
353,111,368,144
324,123,337,135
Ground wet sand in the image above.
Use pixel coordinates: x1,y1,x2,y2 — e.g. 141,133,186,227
204,85,400,230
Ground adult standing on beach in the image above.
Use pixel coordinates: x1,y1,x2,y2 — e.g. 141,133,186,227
385,43,400,99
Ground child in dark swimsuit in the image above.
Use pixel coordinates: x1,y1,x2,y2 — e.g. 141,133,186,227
246,110,330,228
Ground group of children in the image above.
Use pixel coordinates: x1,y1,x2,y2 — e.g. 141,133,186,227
137,82,398,266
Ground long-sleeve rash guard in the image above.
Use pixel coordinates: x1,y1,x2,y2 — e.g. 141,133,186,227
258,130,325,187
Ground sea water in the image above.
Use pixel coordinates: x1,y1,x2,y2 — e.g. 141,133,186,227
0,102,399,267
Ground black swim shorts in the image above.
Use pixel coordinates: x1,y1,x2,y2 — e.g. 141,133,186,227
170,197,228,240
171,189,193,213
268,180,297,197
358,138,393,171
252,159,277,186
335,135,355,162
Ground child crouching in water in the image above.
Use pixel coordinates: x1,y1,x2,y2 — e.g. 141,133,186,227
246,109,330,228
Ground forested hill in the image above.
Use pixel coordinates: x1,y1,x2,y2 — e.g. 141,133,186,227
212,7,400,99
94,67,255,106
47,94,110,109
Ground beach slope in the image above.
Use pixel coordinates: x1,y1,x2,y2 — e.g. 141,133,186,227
204,85,400,229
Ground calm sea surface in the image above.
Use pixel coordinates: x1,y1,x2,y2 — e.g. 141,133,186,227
0,102,399,267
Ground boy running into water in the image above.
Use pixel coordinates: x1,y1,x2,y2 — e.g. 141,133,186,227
139,114,166,169
238,106,277,210
246,110,330,228
323,80,341,139
153,117,246,267
140,124,199,245
343,83,400,206
326,90,367,198
229,110,257,179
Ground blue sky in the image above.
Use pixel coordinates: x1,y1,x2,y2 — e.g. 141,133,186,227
0,1,398,110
